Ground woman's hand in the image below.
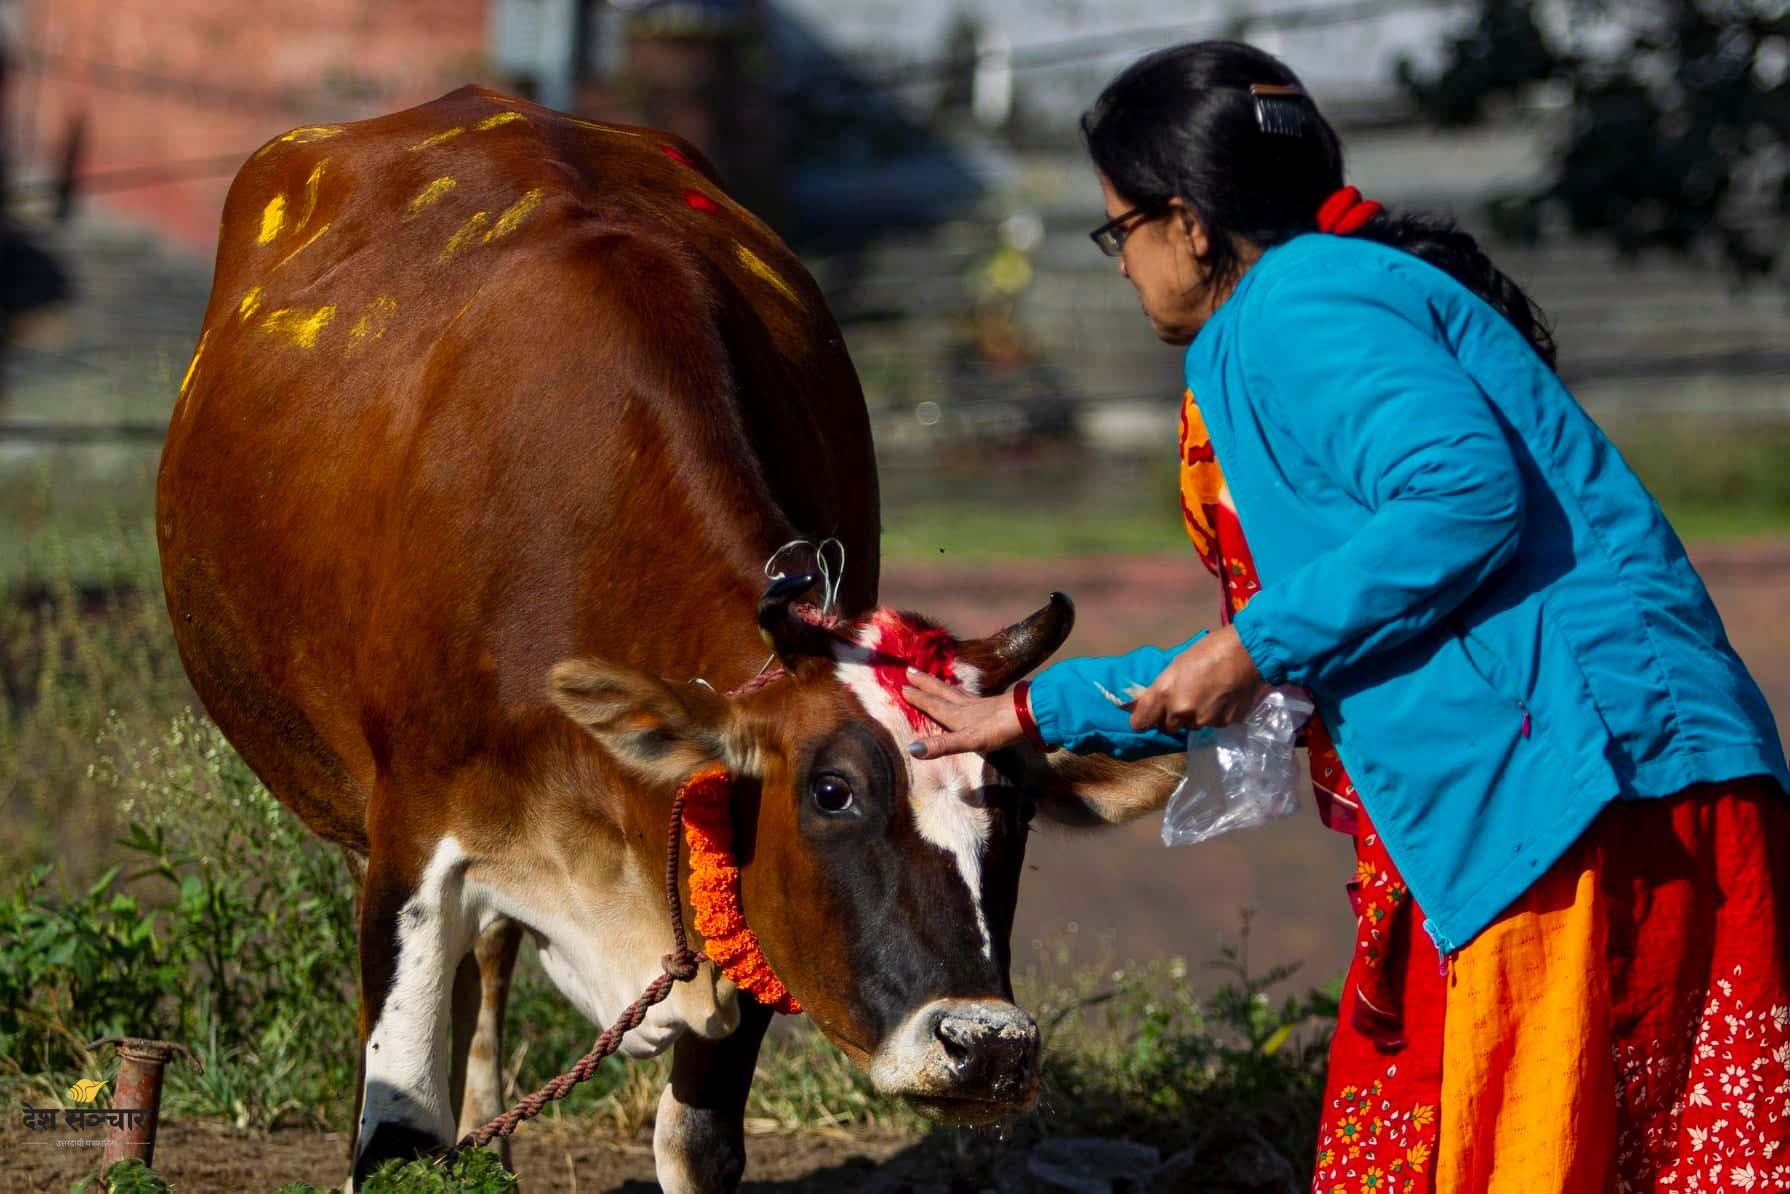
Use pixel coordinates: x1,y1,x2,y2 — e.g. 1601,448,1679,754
1126,624,1264,734
901,669,1024,760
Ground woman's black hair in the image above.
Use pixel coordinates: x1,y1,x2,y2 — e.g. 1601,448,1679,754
1082,40,1557,368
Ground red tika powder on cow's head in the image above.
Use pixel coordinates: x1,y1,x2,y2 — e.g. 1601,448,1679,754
747,606,964,734
859,608,961,735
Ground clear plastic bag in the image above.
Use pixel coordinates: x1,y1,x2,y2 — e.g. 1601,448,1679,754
1161,687,1316,847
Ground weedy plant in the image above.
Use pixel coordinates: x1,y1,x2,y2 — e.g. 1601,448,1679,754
0,705,363,1126
73,1158,172,1194
1019,912,1338,1165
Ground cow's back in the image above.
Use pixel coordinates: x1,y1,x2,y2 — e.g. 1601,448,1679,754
157,87,876,849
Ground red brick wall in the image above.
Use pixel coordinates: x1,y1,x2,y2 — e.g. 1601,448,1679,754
12,0,496,253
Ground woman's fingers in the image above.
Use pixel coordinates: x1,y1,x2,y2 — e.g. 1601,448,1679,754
905,678,1025,759
1130,669,1204,735
901,683,964,729
908,729,983,760
1128,683,1166,732
902,669,959,694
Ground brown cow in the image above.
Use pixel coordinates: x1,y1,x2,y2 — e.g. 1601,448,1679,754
157,87,1176,1190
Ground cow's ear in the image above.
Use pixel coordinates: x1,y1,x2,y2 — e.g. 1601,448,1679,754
548,659,747,787
1016,751,1184,827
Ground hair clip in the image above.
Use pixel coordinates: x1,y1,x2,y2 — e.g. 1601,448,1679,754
1249,83,1308,137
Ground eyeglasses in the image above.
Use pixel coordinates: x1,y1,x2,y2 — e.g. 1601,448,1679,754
1089,206,1160,257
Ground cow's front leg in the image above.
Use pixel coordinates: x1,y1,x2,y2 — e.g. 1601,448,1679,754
353,836,479,1187
653,996,773,1194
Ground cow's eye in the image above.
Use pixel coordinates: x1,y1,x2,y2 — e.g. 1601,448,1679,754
811,773,856,815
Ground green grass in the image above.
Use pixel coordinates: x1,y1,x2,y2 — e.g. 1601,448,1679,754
8,412,1790,587
882,500,1188,560
875,414,1790,562
878,497,1790,568
1655,503,1790,543
0,454,162,591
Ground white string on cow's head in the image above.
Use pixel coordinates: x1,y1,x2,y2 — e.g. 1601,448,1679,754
815,538,845,616
763,537,846,617
743,537,848,688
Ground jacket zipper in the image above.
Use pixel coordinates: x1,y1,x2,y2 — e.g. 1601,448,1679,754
1457,622,1531,741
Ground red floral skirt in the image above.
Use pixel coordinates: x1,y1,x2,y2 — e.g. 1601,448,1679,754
1312,777,1790,1194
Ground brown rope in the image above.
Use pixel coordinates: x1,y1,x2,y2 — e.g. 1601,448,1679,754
440,785,703,1161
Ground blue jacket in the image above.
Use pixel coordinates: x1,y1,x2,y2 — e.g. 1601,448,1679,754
1029,232,1787,956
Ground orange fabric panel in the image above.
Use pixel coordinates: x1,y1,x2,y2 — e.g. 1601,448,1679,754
1437,862,1617,1193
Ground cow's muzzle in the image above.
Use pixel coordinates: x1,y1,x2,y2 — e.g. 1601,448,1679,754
867,998,1041,1124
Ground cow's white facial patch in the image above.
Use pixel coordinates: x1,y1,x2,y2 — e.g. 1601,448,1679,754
834,625,995,960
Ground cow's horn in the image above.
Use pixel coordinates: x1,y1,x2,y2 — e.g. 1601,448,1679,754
958,591,1076,694
757,572,837,666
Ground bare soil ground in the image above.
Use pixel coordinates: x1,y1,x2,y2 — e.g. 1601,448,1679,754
8,544,1788,1192
0,1118,946,1192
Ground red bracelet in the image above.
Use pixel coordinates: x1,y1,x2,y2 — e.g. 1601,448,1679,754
1012,680,1047,751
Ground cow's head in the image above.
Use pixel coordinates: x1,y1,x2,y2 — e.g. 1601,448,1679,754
548,576,1175,1124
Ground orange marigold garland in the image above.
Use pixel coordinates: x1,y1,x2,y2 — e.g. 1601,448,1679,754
678,764,802,1015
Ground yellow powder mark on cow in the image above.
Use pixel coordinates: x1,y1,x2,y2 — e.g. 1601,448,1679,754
439,212,490,262
258,195,286,244
262,305,337,349
485,189,545,243
409,126,467,152
349,296,399,348
178,331,209,401
238,286,264,320
476,111,526,131
405,177,457,220
294,162,327,234
733,243,802,307
434,191,543,264
255,125,343,158
274,223,331,271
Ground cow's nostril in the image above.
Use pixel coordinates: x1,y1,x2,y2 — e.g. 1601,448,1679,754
934,1015,979,1069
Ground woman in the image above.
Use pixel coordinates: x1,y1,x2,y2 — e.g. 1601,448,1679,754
904,41,1790,1193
